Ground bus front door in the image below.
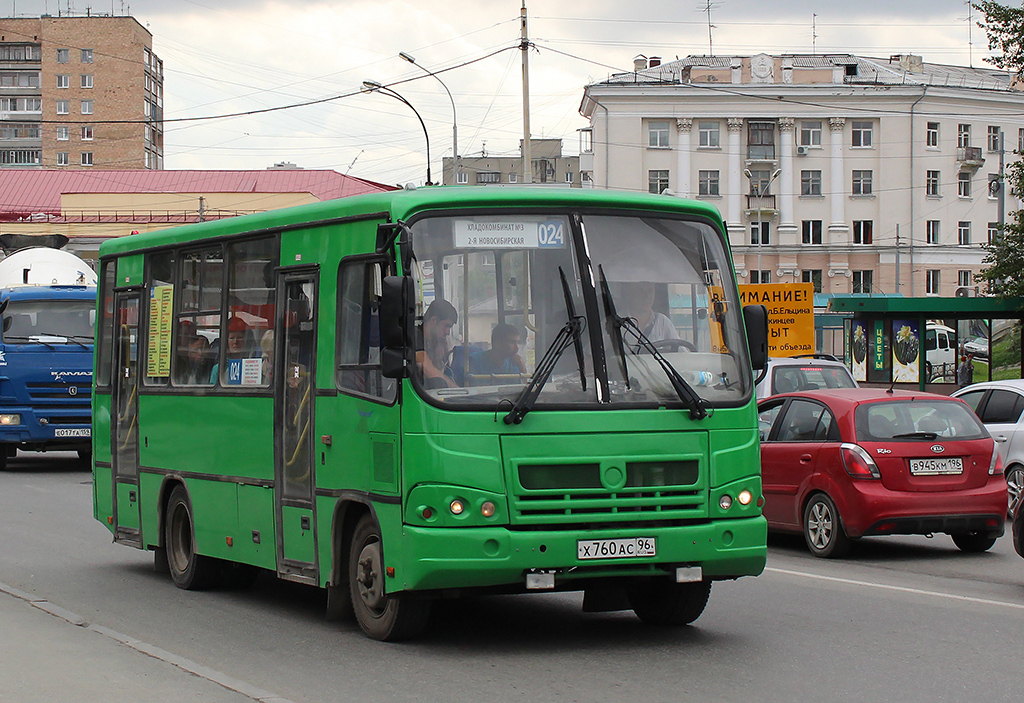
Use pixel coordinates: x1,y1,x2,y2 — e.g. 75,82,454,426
112,292,141,547
274,273,318,583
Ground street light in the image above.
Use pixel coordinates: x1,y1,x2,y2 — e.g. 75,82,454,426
399,52,458,182
744,167,782,282
362,80,432,186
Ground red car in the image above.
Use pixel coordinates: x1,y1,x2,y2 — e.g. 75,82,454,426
758,388,1006,558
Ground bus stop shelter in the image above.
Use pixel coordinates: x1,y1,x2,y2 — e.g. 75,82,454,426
826,295,1024,391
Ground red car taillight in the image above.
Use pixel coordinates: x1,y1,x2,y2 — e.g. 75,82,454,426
990,450,1002,476
841,442,881,479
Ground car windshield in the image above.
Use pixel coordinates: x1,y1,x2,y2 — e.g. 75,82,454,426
855,399,988,441
408,211,751,410
2,299,95,342
773,364,856,395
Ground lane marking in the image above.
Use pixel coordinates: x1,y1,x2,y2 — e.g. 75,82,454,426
0,581,295,703
766,567,1024,611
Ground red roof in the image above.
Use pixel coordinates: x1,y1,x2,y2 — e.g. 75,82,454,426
0,169,395,220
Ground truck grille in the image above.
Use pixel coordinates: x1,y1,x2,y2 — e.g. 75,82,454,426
26,382,92,403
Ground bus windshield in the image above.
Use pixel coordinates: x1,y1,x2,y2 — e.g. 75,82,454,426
408,211,751,409
2,299,96,343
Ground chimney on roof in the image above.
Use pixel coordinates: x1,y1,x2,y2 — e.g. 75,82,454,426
268,161,302,170
633,55,648,71
890,54,924,73
649,56,661,68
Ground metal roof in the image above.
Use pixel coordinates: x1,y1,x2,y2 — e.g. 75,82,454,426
0,169,395,220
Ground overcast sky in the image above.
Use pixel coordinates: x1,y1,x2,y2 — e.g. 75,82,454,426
5,0,1001,185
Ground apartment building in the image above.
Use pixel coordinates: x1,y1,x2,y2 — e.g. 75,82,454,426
441,138,580,187
579,54,1024,298
0,14,162,170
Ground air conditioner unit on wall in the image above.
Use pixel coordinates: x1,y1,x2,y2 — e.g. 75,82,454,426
796,146,808,156
955,286,977,298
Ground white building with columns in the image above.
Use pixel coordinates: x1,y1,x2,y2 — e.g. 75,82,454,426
579,53,1024,299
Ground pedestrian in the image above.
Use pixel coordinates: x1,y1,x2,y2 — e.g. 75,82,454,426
957,353,975,388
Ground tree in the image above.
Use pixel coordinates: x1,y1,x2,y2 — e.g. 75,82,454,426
975,2,1024,298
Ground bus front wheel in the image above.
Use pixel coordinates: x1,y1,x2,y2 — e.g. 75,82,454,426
628,578,712,626
348,515,431,641
164,485,218,590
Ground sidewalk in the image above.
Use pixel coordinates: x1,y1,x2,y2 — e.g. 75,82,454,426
0,583,291,703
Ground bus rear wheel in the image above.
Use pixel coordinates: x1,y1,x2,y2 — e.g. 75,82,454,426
628,578,712,626
164,485,217,590
348,515,431,641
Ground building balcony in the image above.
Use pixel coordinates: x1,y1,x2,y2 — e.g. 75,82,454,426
957,146,985,167
745,194,777,214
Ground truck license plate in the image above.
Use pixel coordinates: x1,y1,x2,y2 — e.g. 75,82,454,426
577,537,656,560
54,428,90,438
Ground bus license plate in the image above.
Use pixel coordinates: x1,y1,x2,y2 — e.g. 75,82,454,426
577,537,656,560
909,457,963,475
54,428,90,438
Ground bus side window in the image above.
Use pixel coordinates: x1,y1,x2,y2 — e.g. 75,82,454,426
337,258,395,402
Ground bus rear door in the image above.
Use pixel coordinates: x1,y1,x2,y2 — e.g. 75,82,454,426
112,291,141,547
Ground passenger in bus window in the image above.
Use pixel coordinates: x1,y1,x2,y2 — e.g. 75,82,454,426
181,333,212,384
416,300,458,389
210,316,255,384
621,281,680,345
468,323,527,376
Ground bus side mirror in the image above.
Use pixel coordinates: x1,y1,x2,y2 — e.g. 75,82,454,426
380,276,411,378
1,317,9,333
744,304,768,370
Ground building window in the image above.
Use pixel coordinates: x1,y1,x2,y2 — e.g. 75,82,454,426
926,170,940,196
988,125,1001,152
959,270,973,287
508,172,518,183
926,122,939,147
750,221,770,245
801,220,822,244
747,169,775,196
648,170,669,194
747,121,775,160
802,269,823,293
853,220,873,245
958,221,971,245
750,270,772,284
926,220,940,244
648,120,670,148
958,123,971,148
81,48,93,63
81,125,93,141
56,126,70,141
56,74,69,89
799,120,822,147
926,270,941,295
56,152,68,166
476,172,500,184
80,74,93,89
852,170,873,195
698,121,720,148
81,100,93,115
56,100,69,115
56,48,69,63
1019,128,1024,154
801,170,822,196
0,72,40,88
958,171,971,197
455,171,468,184
698,170,720,196
851,121,873,148
852,270,873,294
989,222,1000,244
564,171,573,183
81,152,93,166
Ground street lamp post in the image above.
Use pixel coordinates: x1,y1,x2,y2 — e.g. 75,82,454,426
362,80,432,186
744,168,782,282
399,52,458,182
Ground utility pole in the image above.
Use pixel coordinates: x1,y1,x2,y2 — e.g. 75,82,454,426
198,196,206,222
895,223,900,292
521,1,532,184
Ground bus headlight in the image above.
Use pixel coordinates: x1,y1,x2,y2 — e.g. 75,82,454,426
481,501,496,518
738,490,753,506
719,494,732,510
449,499,465,515
0,414,21,425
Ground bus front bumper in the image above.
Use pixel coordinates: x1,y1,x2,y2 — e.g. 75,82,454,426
393,516,767,593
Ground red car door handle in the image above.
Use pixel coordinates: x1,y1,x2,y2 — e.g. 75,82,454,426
800,454,813,463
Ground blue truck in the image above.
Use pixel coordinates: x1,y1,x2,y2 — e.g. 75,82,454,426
0,237,96,469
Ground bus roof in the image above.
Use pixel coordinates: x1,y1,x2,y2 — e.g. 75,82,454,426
98,187,726,257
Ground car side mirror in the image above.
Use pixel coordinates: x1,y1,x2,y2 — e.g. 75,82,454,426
744,304,768,371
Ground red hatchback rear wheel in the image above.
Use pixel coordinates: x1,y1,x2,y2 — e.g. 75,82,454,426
803,493,851,558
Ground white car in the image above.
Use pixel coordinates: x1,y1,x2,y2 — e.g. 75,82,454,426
952,379,1024,515
755,355,858,401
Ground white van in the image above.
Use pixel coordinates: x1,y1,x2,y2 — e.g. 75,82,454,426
925,323,957,381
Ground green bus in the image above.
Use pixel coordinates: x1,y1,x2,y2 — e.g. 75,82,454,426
93,186,769,641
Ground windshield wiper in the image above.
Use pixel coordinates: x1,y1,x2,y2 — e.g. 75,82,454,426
598,274,707,420
504,267,586,425
598,266,630,388
4,335,56,349
35,332,93,348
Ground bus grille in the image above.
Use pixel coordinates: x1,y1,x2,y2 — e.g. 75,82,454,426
511,461,706,525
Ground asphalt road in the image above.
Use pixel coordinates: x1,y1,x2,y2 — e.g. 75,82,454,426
2,451,1022,703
